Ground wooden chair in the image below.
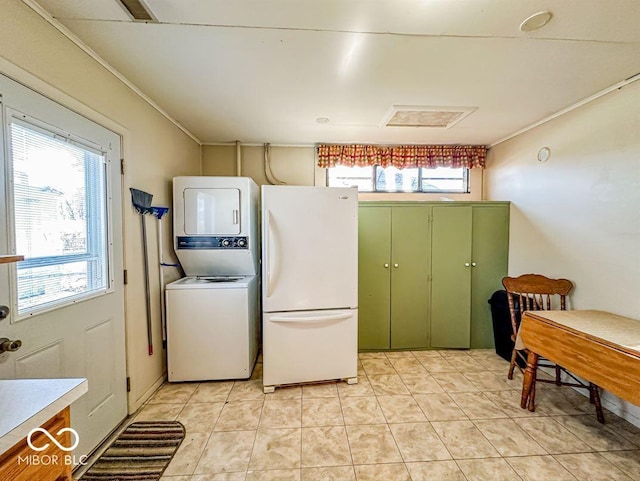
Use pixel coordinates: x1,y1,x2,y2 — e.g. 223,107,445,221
502,273,605,423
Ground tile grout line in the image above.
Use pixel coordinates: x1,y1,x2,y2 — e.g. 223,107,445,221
336,374,357,476
369,368,406,468
186,382,215,477
385,351,453,477
245,382,266,475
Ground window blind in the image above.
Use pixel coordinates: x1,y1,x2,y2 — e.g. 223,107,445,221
9,118,109,314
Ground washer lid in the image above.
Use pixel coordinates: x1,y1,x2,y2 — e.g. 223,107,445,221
166,275,256,289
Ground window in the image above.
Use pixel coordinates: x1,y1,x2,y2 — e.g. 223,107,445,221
9,116,109,315
327,165,469,193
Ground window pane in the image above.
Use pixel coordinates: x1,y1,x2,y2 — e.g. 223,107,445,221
422,167,464,179
421,167,467,192
327,165,373,191
10,120,109,314
376,166,419,192
327,165,468,193
17,262,89,311
421,178,466,192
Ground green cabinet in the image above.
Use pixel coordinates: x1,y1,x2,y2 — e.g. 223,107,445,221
430,206,473,348
470,205,510,348
390,207,431,349
359,201,509,351
358,207,392,350
358,205,431,350
430,204,509,349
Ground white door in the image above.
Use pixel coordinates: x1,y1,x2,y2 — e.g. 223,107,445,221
184,188,241,235
262,186,358,313
0,74,127,458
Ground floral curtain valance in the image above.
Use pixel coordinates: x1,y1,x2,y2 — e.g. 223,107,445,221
317,144,486,169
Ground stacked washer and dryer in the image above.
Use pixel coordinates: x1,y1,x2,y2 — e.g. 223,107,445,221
165,177,260,382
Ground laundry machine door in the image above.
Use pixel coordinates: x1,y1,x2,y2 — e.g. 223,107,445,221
184,188,241,235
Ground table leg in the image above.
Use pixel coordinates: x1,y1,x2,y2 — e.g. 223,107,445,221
527,373,537,412
521,351,538,410
590,383,605,424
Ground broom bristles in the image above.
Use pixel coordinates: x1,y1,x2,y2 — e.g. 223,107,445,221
130,188,153,215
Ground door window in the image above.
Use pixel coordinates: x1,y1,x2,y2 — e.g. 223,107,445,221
8,115,109,316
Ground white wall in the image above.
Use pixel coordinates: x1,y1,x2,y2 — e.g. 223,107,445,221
485,79,640,424
0,0,201,412
203,145,319,186
203,144,316,182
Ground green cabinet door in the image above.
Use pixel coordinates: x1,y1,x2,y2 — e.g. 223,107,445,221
431,206,472,348
358,206,391,350
470,205,510,348
390,206,431,349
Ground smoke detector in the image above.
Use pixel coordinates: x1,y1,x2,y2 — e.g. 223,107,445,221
380,105,477,128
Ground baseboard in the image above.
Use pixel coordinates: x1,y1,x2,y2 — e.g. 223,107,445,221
128,373,166,414
598,391,640,427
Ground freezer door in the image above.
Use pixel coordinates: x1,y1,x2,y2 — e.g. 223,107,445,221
263,309,358,387
184,188,241,235
262,186,358,312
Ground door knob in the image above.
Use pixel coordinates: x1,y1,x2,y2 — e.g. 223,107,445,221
0,305,9,320
393,263,399,268
0,338,22,353
464,262,470,267
384,263,389,268
471,262,477,267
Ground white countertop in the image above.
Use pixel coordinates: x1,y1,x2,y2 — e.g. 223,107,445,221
0,378,88,454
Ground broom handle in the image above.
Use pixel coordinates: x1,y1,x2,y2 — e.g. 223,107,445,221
141,215,153,356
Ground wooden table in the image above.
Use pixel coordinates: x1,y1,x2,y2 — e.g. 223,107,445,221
519,309,640,416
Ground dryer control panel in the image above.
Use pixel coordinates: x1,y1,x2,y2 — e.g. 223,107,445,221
177,236,249,250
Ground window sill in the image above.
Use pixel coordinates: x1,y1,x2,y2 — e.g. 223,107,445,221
358,192,480,202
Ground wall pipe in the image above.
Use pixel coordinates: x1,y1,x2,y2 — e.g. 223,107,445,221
157,214,179,346
236,140,242,176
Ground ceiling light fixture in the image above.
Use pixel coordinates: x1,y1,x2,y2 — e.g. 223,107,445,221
117,0,157,22
519,11,553,32
380,105,477,129
537,147,551,162
316,117,330,124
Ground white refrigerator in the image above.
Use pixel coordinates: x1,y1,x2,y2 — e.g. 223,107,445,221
261,185,358,392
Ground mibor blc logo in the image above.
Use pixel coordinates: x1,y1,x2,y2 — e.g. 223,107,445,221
27,427,80,452
18,427,88,466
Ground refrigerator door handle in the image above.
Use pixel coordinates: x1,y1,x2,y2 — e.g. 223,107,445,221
269,312,353,323
265,209,277,297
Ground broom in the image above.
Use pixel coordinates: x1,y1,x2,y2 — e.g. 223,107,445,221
130,188,154,355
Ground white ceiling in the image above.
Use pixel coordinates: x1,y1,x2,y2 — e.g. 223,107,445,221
32,0,640,146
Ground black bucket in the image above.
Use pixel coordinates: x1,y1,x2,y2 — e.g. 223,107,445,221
488,290,526,367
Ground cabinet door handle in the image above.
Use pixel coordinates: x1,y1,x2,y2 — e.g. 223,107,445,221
465,262,470,267
393,263,399,268
471,262,477,267
384,263,389,268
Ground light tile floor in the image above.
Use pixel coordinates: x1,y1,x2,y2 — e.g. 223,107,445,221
133,349,640,481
